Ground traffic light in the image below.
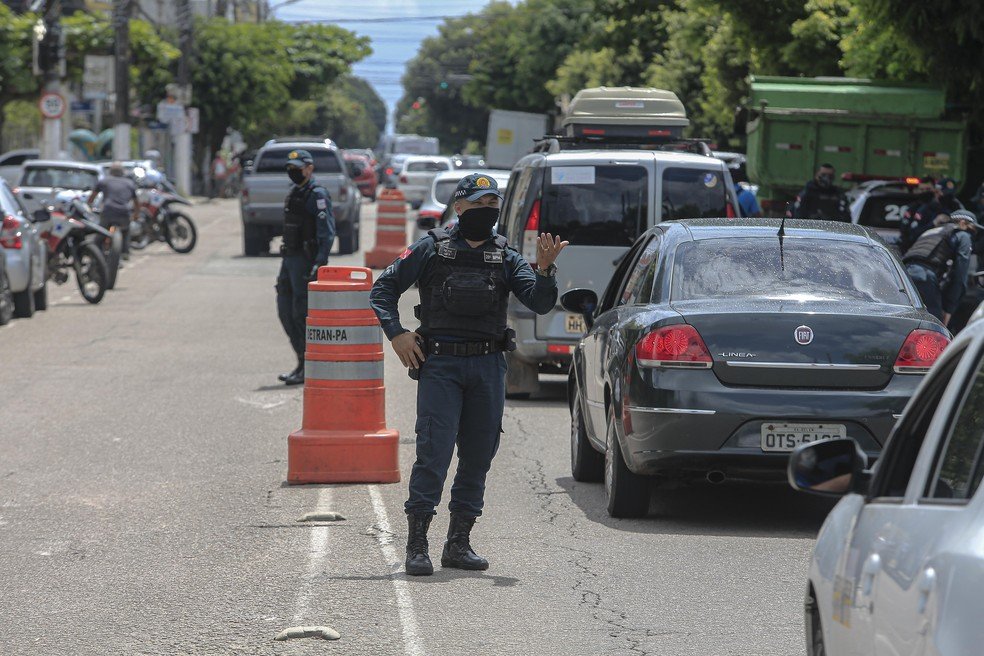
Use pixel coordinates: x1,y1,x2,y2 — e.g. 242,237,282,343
35,19,62,76
411,101,421,110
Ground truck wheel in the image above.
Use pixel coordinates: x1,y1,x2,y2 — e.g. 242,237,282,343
505,351,539,399
243,223,269,256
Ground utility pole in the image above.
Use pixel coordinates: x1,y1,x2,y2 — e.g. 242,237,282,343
36,0,65,159
112,0,132,160
173,0,193,196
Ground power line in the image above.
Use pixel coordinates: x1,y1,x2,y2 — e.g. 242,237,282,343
283,13,475,23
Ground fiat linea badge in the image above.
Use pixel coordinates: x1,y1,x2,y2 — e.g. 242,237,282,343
795,325,814,345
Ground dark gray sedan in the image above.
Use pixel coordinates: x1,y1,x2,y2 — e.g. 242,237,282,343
563,219,948,517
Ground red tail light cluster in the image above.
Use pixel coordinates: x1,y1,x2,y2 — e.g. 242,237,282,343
1,215,23,249
522,199,541,268
636,325,713,369
894,329,949,374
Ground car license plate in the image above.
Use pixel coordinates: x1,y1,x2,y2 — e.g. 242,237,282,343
760,423,846,452
565,313,586,334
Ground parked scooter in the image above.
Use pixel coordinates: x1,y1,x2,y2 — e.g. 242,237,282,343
53,190,123,290
130,171,197,253
33,197,110,305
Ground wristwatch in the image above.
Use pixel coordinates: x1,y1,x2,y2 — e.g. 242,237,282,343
536,263,558,277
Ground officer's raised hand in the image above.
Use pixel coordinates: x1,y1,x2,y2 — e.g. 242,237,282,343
536,232,569,268
393,330,425,368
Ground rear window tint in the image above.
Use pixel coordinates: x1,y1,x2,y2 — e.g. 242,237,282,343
407,161,449,173
540,165,647,246
858,190,931,230
254,148,342,174
434,179,460,204
662,167,728,220
672,237,911,304
22,167,99,190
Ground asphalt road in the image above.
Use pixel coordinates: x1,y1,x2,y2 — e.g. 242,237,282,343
0,198,836,655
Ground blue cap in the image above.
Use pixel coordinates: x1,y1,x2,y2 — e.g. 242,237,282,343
286,149,314,168
452,173,502,202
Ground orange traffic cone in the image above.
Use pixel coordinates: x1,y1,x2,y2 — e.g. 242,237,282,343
287,266,400,484
364,188,409,269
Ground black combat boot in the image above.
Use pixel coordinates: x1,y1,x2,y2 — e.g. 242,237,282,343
278,356,304,383
441,513,489,571
405,513,434,576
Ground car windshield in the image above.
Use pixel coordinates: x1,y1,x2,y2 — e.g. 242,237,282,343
661,167,728,219
671,237,911,304
434,179,461,204
254,148,342,174
22,167,99,190
407,161,449,173
540,165,648,246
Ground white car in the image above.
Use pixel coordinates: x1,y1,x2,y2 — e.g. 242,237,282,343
413,169,510,242
396,155,454,209
16,160,105,215
0,148,39,187
788,317,984,656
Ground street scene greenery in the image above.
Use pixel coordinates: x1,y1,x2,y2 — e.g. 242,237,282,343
397,0,984,153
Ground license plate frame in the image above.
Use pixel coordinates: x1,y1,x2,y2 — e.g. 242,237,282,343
565,313,586,334
760,422,847,452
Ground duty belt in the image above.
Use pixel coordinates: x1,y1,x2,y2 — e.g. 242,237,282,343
425,338,506,357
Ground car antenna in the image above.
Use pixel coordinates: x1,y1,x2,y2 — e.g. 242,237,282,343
777,215,786,272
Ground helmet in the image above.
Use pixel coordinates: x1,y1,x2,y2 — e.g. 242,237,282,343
51,189,85,213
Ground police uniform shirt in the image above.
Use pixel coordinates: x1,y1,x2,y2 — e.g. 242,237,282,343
370,228,558,341
289,177,336,263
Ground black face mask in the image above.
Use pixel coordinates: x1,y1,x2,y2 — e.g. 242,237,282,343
817,173,834,188
288,168,306,185
457,206,499,241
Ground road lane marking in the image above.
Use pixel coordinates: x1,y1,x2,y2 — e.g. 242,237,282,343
292,487,334,627
367,485,425,656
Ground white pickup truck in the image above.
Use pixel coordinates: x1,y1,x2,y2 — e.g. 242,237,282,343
240,139,362,256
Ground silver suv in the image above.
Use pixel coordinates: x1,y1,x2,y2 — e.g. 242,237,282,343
498,142,740,397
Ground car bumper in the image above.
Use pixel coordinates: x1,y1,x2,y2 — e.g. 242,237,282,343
242,202,353,228
508,306,577,367
620,368,919,478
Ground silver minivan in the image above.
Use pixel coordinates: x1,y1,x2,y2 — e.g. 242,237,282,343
498,146,740,397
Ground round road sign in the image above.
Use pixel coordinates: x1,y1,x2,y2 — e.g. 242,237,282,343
39,92,66,119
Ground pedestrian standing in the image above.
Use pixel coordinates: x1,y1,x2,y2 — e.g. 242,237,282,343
276,149,335,386
211,153,228,198
902,209,978,326
88,161,137,261
369,174,566,576
788,163,850,221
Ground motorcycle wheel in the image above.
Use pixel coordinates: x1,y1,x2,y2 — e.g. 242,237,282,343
74,243,108,304
103,230,122,290
165,211,197,253
129,214,151,250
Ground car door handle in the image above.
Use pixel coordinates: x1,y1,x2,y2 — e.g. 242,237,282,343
861,553,881,597
917,567,936,616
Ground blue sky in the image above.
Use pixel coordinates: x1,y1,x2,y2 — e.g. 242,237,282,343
275,0,505,130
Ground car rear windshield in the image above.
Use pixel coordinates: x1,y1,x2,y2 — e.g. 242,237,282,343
434,179,460,204
407,161,449,173
661,167,728,220
254,148,342,174
22,167,99,190
671,237,911,304
540,165,648,246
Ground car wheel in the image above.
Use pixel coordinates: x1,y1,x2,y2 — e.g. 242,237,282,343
337,224,357,255
806,589,826,656
604,410,650,518
0,271,14,325
33,280,48,311
12,284,35,318
243,223,268,256
571,387,604,482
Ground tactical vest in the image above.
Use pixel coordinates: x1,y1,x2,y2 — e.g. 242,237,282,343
283,183,318,257
903,223,957,275
417,228,510,340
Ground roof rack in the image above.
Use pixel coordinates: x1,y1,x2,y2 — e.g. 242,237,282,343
532,134,713,157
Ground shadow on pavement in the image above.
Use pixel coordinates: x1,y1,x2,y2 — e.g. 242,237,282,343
331,570,520,588
556,476,835,540
505,378,567,407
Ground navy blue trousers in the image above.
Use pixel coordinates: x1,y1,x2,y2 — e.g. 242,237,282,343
906,263,944,321
276,254,313,357
406,352,507,518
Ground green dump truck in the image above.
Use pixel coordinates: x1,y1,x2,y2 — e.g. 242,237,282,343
743,76,968,214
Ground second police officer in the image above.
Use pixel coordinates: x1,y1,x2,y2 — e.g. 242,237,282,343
276,149,335,386
369,174,566,576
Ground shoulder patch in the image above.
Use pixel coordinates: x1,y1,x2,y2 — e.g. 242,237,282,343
399,247,412,260
316,198,327,210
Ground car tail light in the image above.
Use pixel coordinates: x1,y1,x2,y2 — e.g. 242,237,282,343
547,343,575,355
385,167,393,176
522,199,541,268
894,329,949,374
419,209,442,220
636,325,713,369
0,215,23,249
399,175,408,184
726,202,736,218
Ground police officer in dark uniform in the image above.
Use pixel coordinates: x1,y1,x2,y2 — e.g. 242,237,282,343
788,163,850,221
369,173,565,576
902,209,978,326
276,149,335,386
900,177,963,252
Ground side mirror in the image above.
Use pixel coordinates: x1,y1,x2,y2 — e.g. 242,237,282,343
560,288,598,330
32,208,50,223
787,438,869,497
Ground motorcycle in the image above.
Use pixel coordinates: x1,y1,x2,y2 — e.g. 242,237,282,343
131,181,197,254
55,191,123,290
33,199,110,305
